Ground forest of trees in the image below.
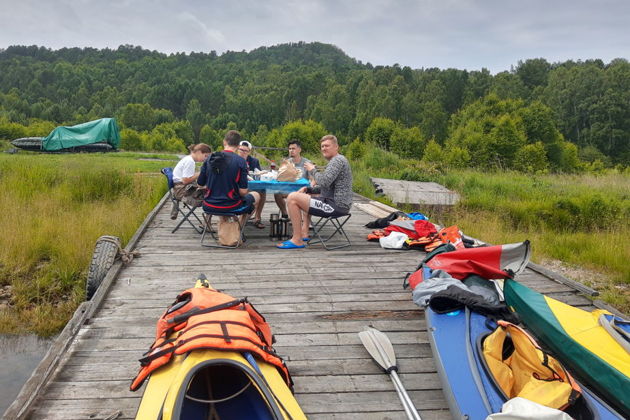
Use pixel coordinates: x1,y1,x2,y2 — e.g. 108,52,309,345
0,42,628,170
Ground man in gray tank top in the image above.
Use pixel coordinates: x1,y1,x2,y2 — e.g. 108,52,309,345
274,139,312,218
277,134,352,249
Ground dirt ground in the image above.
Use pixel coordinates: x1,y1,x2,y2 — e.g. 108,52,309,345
540,258,629,315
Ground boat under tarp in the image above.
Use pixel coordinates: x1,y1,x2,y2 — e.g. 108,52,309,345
11,136,115,152
42,118,119,151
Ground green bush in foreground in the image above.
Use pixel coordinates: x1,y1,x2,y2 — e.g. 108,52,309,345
0,153,168,335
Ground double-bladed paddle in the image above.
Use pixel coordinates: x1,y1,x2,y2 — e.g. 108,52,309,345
358,327,422,420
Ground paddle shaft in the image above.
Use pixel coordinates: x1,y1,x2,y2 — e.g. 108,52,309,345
390,370,422,420
363,328,422,420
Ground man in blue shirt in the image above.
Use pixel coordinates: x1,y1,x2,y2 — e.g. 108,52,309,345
198,131,260,225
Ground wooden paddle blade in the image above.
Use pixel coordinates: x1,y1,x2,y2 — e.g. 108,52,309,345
358,327,397,371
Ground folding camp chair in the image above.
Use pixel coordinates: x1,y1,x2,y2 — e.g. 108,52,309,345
161,167,204,234
309,213,352,250
200,212,248,249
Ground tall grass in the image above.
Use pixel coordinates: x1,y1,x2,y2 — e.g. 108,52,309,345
349,148,630,312
0,153,170,335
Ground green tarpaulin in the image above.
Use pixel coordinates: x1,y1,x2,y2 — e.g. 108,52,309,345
42,118,120,151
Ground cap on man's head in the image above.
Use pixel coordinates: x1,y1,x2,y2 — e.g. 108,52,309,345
239,140,253,149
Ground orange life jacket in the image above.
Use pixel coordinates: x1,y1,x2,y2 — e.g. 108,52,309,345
367,229,387,241
437,225,464,249
130,286,291,391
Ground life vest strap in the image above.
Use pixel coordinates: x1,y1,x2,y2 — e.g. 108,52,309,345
139,343,177,366
168,297,247,325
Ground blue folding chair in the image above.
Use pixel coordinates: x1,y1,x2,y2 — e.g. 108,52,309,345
161,167,204,234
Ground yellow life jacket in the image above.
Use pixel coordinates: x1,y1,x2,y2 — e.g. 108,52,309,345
482,320,581,410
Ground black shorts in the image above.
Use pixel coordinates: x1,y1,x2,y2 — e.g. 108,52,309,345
308,197,349,218
203,193,255,215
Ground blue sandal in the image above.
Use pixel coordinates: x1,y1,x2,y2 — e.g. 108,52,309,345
276,240,305,249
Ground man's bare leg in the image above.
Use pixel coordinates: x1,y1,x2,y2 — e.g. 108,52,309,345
254,191,266,223
274,193,288,217
284,191,311,246
241,192,260,225
301,212,311,239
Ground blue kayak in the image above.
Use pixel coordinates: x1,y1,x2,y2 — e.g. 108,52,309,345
425,307,623,419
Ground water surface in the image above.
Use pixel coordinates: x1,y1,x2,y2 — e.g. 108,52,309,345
0,334,52,415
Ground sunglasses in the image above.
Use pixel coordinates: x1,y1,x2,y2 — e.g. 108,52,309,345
238,148,250,153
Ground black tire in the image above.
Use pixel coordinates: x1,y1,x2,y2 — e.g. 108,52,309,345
86,236,120,300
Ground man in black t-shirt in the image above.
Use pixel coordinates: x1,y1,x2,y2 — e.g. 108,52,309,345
237,140,266,229
198,130,260,225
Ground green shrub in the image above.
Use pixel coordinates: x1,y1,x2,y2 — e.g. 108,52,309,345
513,142,549,173
422,139,445,163
365,117,397,150
345,138,367,160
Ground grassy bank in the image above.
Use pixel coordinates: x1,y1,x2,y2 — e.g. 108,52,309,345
0,152,174,335
349,147,630,313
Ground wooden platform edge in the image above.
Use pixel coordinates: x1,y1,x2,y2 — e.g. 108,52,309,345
527,261,599,297
2,191,170,420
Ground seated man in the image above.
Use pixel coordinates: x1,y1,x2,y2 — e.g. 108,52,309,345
274,139,312,219
198,130,260,227
237,140,266,229
277,134,353,249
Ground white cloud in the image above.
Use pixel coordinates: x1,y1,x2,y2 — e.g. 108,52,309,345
0,0,628,72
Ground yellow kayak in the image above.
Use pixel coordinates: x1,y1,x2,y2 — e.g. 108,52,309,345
134,279,306,420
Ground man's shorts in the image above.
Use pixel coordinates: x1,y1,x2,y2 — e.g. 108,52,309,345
203,193,255,215
308,197,349,218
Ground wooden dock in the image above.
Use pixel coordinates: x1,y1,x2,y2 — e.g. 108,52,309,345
7,193,609,420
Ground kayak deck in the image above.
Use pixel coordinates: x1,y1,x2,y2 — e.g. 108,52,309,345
19,193,608,419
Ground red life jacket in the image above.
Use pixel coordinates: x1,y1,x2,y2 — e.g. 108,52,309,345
130,286,291,391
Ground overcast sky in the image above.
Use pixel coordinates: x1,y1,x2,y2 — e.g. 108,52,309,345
1,0,628,73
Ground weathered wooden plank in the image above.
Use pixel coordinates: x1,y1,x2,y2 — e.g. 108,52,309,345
28,392,451,420
295,389,447,414
84,318,426,335
41,371,440,400
56,356,437,382
108,275,413,290
67,343,433,361
70,330,429,354
27,398,140,420
99,297,418,312
102,291,412,305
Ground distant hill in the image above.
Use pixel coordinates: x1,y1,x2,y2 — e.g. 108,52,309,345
0,42,628,164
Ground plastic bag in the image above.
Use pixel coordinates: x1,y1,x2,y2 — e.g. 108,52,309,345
277,160,301,182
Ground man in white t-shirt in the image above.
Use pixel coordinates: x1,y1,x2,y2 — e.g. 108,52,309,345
170,143,211,219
